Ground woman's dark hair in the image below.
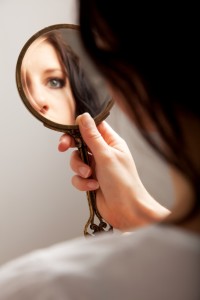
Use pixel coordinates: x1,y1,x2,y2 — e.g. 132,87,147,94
43,30,103,118
79,0,200,222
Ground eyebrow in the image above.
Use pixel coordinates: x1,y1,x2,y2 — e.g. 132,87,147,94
43,68,65,75
20,68,66,89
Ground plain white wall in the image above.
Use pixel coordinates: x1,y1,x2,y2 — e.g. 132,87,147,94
0,0,88,265
0,0,174,265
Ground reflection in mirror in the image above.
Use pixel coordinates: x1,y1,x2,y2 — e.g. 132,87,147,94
20,28,109,126
16,24,113,237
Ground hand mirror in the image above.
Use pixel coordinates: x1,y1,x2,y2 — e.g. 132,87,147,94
16,24,114,237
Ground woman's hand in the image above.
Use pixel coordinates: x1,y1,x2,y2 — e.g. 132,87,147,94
58,113,170,231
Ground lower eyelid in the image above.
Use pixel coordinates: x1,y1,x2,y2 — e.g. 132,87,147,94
46,78,65,88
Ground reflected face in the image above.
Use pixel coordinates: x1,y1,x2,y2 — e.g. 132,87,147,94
21,37,76,125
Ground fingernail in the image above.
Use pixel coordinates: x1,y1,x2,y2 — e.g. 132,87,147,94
80,113,93,128
79,167,90,178
59,134,66,142
87,181,99,190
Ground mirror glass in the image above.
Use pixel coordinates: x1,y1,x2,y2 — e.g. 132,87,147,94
16,24,113,130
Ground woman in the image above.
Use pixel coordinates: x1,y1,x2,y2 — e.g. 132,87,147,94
0,1,199,299
61,1,200,229
21,30,102,125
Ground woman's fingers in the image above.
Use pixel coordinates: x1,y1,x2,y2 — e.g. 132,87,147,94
58,134,75,152
70,150,99,191
71,175,99,191
70,150,92,178
76,113,109,158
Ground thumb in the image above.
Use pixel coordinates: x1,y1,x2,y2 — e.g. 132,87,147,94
76,113,108,156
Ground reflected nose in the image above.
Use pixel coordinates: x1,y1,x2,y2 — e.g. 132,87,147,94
28,84,49,114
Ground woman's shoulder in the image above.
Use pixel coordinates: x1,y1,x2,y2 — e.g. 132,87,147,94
0,224,199,300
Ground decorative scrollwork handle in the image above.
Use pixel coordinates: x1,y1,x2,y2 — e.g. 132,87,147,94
73,134,113,237
84,190,113,236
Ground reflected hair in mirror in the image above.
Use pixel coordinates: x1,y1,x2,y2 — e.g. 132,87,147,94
17,24,113,130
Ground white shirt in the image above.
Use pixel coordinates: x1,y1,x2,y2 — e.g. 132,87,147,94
0,224,199,300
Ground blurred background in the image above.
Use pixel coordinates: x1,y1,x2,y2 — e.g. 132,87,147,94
0,0,174,265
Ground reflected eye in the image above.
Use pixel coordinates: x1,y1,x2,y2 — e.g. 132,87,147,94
47,78,65,89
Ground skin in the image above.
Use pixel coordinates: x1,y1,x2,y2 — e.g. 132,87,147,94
58,112,170,231
58,107,200,233
21,37,76,125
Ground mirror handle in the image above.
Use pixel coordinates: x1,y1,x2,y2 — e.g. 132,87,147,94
74,136,113,236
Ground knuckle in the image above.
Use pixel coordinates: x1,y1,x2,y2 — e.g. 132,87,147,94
86,130,102,141
71,176,86,191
